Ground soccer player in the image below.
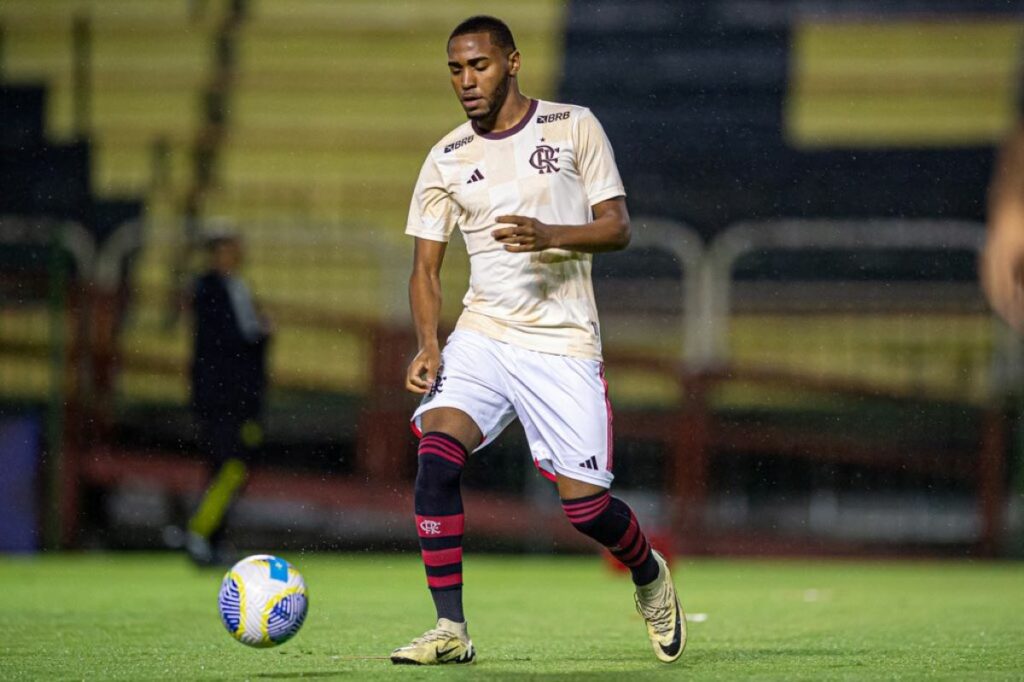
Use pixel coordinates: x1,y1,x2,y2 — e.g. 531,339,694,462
389,15,685,665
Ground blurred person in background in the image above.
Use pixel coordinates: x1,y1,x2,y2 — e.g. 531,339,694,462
391,15,684,666
178,229,272,566
983,120,1024,331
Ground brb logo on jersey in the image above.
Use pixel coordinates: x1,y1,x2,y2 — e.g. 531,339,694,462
536,111,569,124
419,519,442,535
530,144,560,174
444,135,474,154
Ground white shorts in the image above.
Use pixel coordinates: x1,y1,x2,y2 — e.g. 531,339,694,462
412,330,614,488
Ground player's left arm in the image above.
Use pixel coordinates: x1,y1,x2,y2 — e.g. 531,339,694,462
492,197,630,253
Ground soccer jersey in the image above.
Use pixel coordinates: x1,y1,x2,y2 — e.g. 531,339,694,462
405,99,626,360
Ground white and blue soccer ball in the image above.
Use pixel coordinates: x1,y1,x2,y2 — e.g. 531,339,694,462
218,554,309,648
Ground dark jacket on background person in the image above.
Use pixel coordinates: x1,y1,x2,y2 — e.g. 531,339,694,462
190,271,269,422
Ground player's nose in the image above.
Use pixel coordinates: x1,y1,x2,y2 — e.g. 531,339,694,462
459,69,475,89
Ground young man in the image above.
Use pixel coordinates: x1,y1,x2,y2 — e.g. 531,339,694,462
391,16,685,665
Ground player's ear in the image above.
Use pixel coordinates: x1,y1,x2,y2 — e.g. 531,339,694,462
507,49,521,76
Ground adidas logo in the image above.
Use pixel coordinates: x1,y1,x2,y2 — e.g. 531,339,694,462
467,168,484,184
579,456,599,471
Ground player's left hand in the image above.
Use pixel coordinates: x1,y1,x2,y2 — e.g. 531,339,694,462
493,215,554,252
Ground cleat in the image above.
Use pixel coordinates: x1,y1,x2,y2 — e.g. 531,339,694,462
390,618,476,665
634,550,686,663
184,531,237,568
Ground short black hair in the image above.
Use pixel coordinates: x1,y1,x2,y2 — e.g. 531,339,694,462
449,15,516,54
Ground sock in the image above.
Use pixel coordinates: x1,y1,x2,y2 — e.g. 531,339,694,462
562,491,660,586
188,457,247,540
414,432,468,623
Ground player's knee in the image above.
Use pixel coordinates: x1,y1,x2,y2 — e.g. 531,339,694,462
414,432,467,503
420,408,482,447
414,454,463,514
415,451,463,485
561,490,611,533
561,492,630,545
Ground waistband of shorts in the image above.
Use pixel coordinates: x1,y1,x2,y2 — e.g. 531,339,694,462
454,311,603,361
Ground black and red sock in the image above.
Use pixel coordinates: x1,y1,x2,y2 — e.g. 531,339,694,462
562,491,660,586
414,431,468,622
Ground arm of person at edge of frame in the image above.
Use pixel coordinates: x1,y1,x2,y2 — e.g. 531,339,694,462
491,196,631,254
983,122,1024,334
406,237,447,393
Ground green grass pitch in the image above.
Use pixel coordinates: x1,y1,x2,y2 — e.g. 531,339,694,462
1,553,1021,680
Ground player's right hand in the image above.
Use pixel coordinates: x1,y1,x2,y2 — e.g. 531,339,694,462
406,345,441,394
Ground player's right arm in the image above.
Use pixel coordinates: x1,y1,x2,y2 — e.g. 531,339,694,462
405,146,460,392
983,122,1024,331
406,237,447,393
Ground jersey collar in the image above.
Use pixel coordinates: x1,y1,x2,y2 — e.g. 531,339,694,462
472,99,538,140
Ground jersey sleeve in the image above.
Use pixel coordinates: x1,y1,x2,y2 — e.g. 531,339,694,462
405,153,460,242
572,108,626,207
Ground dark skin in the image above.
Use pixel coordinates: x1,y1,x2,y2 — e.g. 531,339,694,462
407,31,631,499
210,238,243,276
983,122,1024,332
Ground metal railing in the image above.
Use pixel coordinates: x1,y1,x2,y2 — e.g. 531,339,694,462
2,213,1015,552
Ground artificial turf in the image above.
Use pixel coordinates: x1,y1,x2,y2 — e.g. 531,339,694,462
0,553,1021,680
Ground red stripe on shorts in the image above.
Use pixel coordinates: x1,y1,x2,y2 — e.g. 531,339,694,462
600,363,614,472
531,458,557,482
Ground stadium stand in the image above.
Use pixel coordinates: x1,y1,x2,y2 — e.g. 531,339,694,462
1,0,580,550
561,0,1018,234
0,0,1017,556
564,0,1020,555
211,0,564,223
0,0,216,196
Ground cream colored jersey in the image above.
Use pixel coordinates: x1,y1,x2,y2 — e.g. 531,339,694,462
405,99,626,360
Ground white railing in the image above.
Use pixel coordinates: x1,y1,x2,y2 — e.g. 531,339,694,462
4,213,1015,400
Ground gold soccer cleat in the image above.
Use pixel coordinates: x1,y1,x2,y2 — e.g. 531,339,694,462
390,618,476,665
634,550,687,663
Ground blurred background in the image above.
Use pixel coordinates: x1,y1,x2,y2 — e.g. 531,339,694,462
1,0,1023,559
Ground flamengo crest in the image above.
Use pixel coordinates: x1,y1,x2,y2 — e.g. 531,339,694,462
419,519,442,535
529,144,560,174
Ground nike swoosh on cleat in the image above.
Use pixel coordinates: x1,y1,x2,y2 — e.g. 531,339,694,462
658,601,684,658
435,646,457,658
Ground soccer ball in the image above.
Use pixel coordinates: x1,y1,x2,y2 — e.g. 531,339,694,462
218,554,309,648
